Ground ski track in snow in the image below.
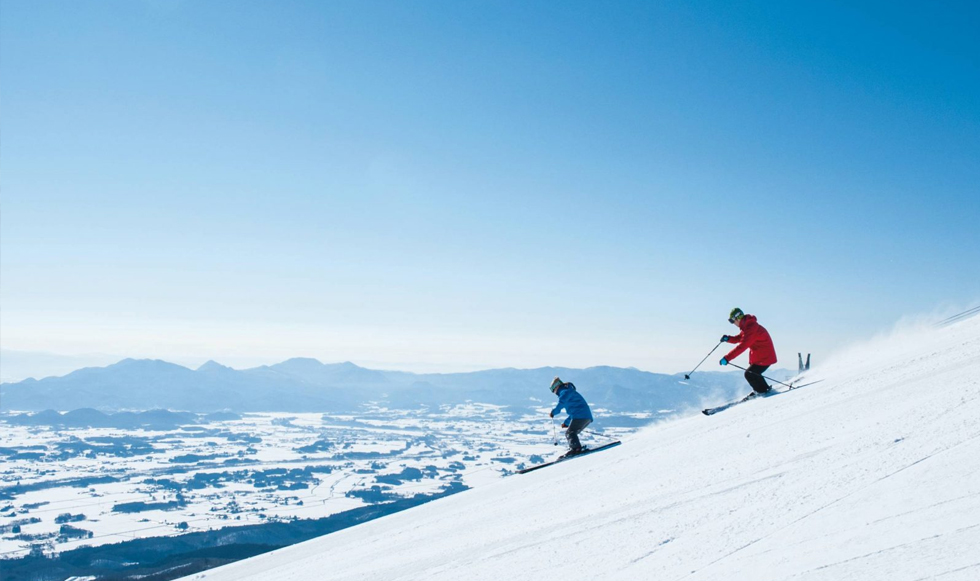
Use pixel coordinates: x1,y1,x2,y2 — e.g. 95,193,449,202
179,316,980,581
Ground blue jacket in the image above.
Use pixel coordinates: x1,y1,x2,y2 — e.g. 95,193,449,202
551,383,593,425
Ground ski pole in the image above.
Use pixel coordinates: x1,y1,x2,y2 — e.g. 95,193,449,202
577,426,617,448
684,340,725,379
726,362,795,389
551,417,559,446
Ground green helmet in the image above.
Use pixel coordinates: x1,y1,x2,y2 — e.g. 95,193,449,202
728,307,744,323
550,377,563,393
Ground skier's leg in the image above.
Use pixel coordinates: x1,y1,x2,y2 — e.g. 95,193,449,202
565,418,591,452
745,364,771,393
564,423,579,451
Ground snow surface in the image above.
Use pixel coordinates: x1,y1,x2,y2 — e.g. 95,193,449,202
180,316,980,581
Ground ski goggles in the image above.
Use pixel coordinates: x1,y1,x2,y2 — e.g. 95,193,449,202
728,314,743,324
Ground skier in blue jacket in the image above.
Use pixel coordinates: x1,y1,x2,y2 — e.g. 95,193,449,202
549,377,594,456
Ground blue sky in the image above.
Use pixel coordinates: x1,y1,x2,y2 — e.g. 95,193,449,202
2,0,978,374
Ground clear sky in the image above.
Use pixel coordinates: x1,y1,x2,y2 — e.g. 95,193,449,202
2,0,978,375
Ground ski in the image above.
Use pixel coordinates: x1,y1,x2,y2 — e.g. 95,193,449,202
788,379,823,390
702,379,825,416
702,391,769,415
517,441,622,474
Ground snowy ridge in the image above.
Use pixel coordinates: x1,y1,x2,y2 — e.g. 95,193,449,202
180,316,980,581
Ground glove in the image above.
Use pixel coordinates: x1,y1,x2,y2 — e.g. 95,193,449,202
720,335,729,342
720,357,728,366
549,412,554,418
561,423,568,429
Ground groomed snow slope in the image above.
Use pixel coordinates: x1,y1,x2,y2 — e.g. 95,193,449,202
182,316,980,581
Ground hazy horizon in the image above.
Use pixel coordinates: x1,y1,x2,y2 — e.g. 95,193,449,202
1,347,757,384
3,302,977,383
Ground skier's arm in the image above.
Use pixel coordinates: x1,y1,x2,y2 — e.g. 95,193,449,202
725,343,749,362
551,392,568,418
725,327,756,361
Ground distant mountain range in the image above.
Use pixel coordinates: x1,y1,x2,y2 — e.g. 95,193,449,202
2,408,240,430
0,358,788,414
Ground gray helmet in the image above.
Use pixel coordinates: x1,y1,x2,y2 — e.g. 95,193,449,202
550,377,563,393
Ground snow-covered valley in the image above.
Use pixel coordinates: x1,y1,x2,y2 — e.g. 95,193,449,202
1,404,642,561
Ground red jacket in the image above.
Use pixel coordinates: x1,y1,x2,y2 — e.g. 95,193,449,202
725,314,777,366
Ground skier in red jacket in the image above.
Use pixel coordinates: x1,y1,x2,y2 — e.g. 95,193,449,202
720,308,777,394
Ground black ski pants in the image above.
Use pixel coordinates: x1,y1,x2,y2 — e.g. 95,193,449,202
565,418,592,452
745,364,771,394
